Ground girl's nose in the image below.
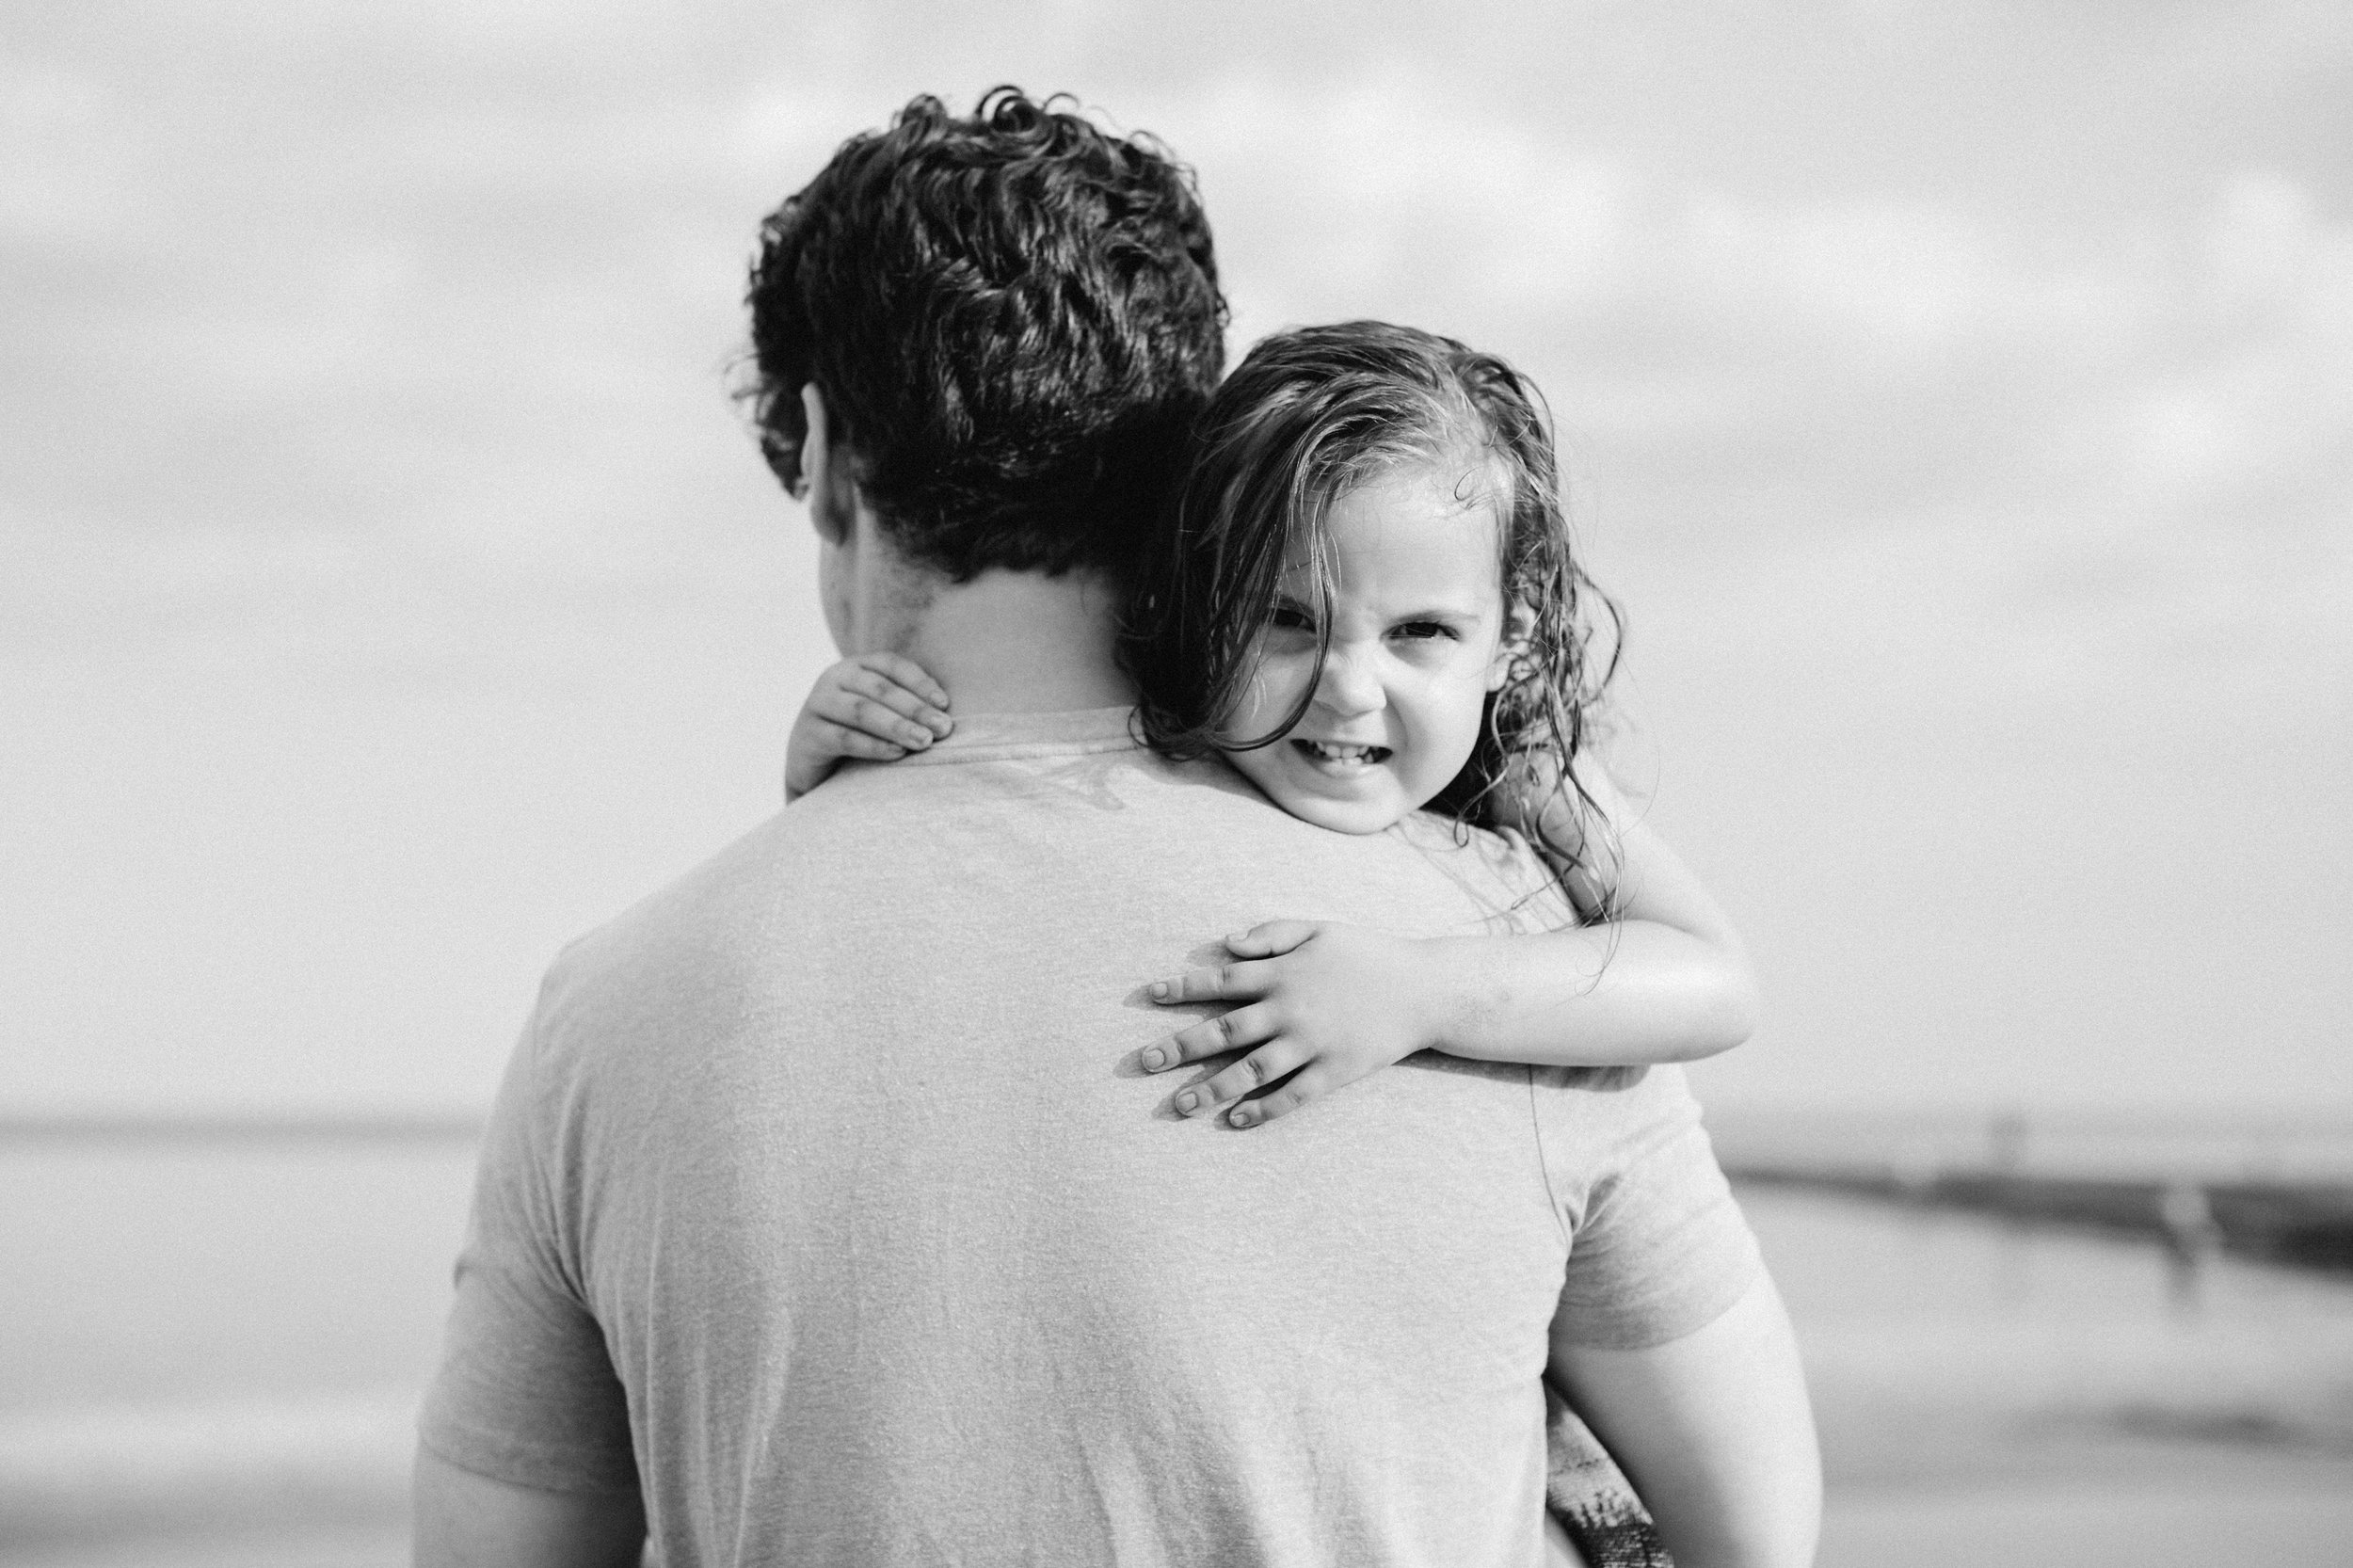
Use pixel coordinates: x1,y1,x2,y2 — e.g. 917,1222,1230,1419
1314,645,1385,718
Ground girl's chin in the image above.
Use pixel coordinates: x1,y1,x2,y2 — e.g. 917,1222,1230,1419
1223,749,1414,834
1265,780,1408,837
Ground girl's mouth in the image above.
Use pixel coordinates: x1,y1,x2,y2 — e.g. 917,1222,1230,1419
1292,738,1392,772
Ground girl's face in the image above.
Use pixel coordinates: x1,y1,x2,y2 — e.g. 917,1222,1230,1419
1219,465,1518,836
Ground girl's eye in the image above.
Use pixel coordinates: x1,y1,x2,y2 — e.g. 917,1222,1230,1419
1392,620,1459,642
1268,604,1316,632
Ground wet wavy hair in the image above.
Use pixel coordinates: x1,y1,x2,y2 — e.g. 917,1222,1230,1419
742,88,1227,582
1123,321,1625,902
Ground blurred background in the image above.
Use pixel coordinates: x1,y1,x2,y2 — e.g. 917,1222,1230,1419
4,2,2348,1563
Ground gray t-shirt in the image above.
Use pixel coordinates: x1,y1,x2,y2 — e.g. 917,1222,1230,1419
421,708,1758,1566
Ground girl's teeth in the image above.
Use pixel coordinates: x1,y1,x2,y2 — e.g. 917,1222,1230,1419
1301,740,1385,763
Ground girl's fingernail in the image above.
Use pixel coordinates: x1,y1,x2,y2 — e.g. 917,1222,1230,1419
1229,1108,1252,1128
1149,981,1170,1000
1176,1090,1197,1113
1143,1048,1166,1070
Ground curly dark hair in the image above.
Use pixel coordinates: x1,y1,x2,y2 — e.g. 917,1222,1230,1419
742,88,1227,583
1122,321,1625,899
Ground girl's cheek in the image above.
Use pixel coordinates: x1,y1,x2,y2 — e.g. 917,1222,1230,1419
1255,652,1317,706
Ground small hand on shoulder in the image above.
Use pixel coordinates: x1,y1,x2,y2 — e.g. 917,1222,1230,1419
785,653,953,801
1142,920,1439,1129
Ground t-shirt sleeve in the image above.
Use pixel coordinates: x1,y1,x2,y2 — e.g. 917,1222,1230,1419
417,1002,639,1494
1543,1065,1762,1350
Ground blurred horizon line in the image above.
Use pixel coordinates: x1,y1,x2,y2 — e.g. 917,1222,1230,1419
4,1101,2351,1144
0,1110,484,1144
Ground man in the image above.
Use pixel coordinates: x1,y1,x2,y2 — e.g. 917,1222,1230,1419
415,89,1818,1567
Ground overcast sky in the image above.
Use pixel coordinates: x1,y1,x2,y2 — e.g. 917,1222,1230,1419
4,1,2347,1121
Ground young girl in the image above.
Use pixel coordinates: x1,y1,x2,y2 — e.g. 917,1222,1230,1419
787,320,1767,1563
786,319,1758,1130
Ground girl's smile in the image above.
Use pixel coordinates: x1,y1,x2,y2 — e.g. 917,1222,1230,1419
1219,464,1518,836
1291,739,1393,771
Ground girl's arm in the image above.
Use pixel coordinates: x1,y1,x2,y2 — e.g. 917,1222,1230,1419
1550,1270,1822,1568
1430,754,1759,1067
1141,760,1758,1128
785,653,953,802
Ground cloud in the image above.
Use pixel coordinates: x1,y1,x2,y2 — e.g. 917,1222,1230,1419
1179,76,2353,616
2130,168,2353,505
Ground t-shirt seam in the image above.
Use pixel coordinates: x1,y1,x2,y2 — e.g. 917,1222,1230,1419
1527,1067,1576,1251
888,737,1144,767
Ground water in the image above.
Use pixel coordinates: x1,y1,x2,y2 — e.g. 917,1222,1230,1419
2,1141,473,1410
5,1139,2350,1565
1,1141,472,1555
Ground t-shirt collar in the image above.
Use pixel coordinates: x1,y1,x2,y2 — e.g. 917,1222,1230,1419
895,706,1142,765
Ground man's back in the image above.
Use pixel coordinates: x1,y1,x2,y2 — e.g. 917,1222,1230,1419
422,710,1755,1566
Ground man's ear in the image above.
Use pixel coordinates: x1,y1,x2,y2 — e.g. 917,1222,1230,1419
798,383,856,545
1488,599,1536,691
796,381,827,503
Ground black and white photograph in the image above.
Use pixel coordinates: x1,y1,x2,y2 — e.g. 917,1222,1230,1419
5,4,2348,1565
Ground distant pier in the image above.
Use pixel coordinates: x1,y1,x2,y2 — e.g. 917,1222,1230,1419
1712,1109,2353,1277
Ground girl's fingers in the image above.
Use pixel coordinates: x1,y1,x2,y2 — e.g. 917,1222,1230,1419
1226,1064,1334,1129
813,685,943,751
808,717,907,762
850,654,953,725
1172,1036,1308,1117
1147,1001,1279,1077
1145,958,1273,1009
843,668,953,735
1223,920,1322,958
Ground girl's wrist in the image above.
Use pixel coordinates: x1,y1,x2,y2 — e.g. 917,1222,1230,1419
1404,936,1472,1056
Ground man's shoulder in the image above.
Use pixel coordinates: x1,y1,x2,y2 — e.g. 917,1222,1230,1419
1381,809,1574,934
1112,760,1574,931
533,807,803,1024
529,746,1569,1016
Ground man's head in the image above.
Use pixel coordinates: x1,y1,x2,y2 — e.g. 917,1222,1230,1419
744,88,1227,584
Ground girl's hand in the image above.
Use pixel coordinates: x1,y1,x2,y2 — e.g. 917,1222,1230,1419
1141,920,1439,1128
785,653,952,802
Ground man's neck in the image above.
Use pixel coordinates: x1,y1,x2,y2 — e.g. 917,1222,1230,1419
822,499,1134,714
894,568,1133,714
